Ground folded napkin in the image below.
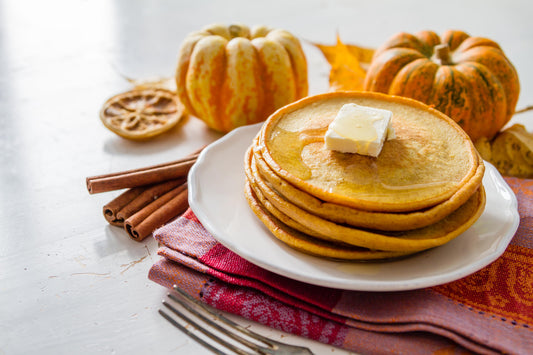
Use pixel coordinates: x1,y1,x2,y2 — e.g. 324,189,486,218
149,177,533,355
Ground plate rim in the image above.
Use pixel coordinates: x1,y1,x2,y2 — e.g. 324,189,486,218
189,123,520,291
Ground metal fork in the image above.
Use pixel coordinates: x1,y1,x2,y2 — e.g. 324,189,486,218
159,284,314,355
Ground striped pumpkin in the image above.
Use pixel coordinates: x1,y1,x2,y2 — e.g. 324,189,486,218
363,30,520,142
176,24,308,133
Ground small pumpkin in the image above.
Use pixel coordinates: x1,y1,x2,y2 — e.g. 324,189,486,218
363,30,520,142
176,23,308,133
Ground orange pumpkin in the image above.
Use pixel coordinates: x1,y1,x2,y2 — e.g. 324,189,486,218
176,24,308,133
363,30,520,142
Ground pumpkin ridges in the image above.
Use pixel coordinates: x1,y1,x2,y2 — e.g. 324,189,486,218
441,30,470,51
454,37,502,53
455,46,520,124
454,62,507,141
373,32,430,59
389,58,439,103
213,47,229,132
448,64,482,140
185,36,228,130
364,48,425,93
428,66,473,130
251,25,271,39
221,37,264,132
203,24,231,39
415,30,441,52
267,29,308,99
251,37,276,120
176,32,207,118
251,37,297,121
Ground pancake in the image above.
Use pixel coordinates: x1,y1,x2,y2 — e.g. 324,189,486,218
245,146,486,253
258,91,482,212
244,181,414,261
251,144,485,231
246,153,330,240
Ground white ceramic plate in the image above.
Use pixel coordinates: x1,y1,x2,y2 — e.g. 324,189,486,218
188,123,520,291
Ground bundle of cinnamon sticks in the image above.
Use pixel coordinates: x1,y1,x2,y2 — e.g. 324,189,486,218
86,147,202,241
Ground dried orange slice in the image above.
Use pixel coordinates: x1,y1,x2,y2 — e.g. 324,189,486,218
100,88,184,140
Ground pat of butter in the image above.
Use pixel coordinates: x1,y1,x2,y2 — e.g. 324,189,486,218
325,103,395,157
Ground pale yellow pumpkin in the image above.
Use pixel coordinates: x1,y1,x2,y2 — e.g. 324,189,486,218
176,24,308,133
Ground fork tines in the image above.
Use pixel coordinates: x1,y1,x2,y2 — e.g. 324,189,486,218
159,284,314,355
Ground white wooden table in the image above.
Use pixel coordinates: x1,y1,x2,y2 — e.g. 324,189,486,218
1,1,531,354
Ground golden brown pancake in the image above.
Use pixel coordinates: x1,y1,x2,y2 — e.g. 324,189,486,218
243,92,486,260
250,144,485,231
258,92,482,212
244,182,414,261
245,146,486,253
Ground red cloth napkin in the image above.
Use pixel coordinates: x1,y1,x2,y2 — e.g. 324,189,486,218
148,177,533,355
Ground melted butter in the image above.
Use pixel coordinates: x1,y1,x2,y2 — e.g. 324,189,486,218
298,127,327,145
268,128,313,180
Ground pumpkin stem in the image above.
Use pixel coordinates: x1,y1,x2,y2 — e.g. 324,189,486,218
434,44,452,65
229,25,243,38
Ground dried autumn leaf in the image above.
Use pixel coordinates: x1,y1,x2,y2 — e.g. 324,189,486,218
346,44,375,67
314,34,375,91
475,124,533,178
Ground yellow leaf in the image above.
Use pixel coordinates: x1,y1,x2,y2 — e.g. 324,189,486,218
314,34,375,91
313,43,338,64
346,44,375,70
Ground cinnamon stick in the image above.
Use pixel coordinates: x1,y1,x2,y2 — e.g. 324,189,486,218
86,146,204,194
103,186,146,226
86,156,196,194
115,178,185,223
125,182,189,241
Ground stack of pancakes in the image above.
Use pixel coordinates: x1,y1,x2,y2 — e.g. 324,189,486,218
244,92,486,261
